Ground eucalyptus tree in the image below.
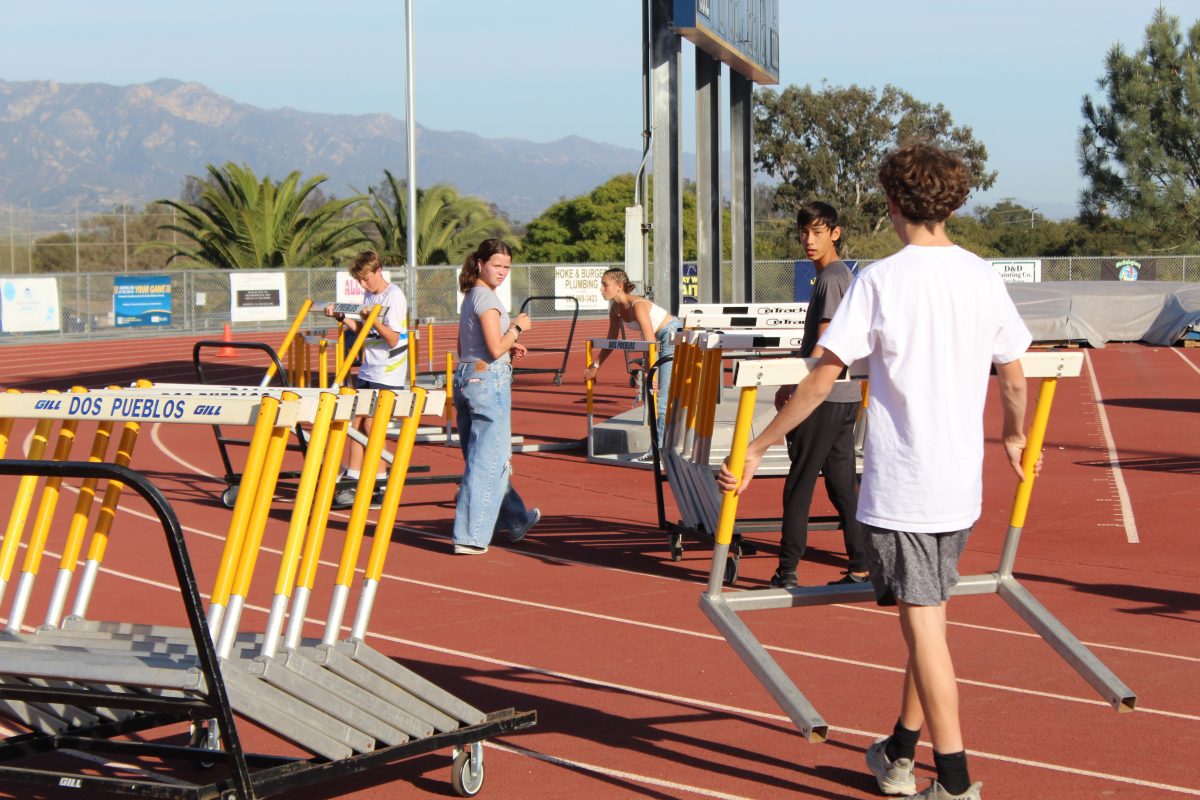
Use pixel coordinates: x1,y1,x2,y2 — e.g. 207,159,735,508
363,170,513,265
753,83,995,237
149,162,368,268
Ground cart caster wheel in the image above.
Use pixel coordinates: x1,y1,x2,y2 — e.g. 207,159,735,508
451,747,485,796
723,554,740,586
221,486,238,509
188,720,219,769
669,533,683,562
554,375,563,386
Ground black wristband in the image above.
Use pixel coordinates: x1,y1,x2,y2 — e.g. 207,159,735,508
513,323,524,334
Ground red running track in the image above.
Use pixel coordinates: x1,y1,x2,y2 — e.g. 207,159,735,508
0,327,1196,799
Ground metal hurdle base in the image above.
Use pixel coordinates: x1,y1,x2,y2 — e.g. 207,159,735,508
699,564,1136,745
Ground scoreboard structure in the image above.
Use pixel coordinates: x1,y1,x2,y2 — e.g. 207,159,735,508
673,0,779,85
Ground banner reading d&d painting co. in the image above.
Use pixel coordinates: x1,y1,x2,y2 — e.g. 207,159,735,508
230,272,288,322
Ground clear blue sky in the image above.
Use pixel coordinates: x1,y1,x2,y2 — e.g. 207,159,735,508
1,0,1194,217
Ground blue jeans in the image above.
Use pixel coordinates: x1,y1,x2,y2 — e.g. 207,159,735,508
452,360,530,547
652,319,681,449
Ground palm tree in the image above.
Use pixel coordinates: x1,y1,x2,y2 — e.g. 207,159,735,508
149,163,369,268
363,170,514,265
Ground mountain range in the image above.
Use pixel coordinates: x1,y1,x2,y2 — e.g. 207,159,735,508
0,78,651,222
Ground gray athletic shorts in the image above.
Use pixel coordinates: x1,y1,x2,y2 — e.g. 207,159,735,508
863,524,972,607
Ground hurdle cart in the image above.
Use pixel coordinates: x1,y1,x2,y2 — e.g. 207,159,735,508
0,384,535,798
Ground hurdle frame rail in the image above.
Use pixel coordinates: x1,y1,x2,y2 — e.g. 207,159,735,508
513,295,580,387
0,387,535,797
699,349,1136,744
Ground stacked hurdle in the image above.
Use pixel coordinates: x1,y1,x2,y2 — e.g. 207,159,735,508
656,306,858,581
700,350,1135,744
0,384,534,798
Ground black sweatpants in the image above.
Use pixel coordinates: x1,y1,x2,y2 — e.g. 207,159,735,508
779,400,867,574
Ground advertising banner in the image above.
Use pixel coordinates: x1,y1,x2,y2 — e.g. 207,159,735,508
113,274,172,327
991,259,1041,283
230,271,287,322
334,270,393,305
554,266,608,311
1102,258,1156,281
1,277,60,333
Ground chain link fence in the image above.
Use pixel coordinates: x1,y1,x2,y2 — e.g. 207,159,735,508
0,255,1197,343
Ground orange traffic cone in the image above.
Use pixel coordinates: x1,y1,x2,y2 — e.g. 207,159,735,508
218,323,236,357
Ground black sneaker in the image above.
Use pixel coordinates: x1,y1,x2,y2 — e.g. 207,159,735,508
827,572,869,585
769,569,797,589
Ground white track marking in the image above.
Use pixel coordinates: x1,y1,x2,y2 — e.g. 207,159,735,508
360,632,1200,797
151,422,220,478
25,494,1198,796
53,521,1200,724
116,426,1199,667
485,742,761,800
1083,350,1140,543
56,472,1200,690
1170,346,1200,377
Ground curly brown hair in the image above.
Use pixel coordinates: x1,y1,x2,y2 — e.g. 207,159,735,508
877,141,970,224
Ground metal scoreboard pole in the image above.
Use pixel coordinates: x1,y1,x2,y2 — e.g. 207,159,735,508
651,1,779,310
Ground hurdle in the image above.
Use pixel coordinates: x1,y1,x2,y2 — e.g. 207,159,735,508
0,384,535,797
699,350,1135,744
653,324,867,581
585,336,660,466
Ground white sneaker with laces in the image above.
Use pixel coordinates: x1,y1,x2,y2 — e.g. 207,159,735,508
866,738,917,795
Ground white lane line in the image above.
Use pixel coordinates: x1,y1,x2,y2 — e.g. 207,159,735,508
362,632,1200,797
1171,346,1200,377
65,464,1199,683
47,565,1198,798
151,422,219,478
487,742,759,800
68,532,1200,725
1083,350,1140,543
29,532,1200,796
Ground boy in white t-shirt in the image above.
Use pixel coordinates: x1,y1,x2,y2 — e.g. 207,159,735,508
324,250,408,508
718,142,1034,800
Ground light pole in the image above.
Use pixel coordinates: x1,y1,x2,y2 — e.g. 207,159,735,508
404,0,418,324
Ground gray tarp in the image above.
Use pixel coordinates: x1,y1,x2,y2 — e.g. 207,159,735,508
1007,281,1200,347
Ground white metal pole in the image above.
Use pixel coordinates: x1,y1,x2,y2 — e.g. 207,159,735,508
404,0,418,324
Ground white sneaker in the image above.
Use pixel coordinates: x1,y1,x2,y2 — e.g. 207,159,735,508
914,780,982,800
632,450,656,464
453,543,488,555
866,738,917,795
